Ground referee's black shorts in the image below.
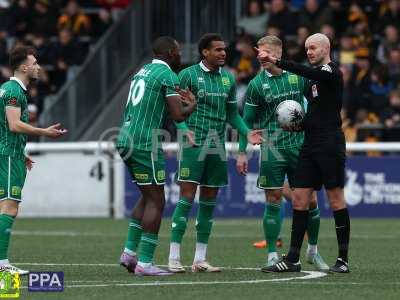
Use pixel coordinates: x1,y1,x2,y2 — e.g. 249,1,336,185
293,147,346,191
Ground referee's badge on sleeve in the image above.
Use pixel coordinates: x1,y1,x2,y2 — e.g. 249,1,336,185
312,84,318,98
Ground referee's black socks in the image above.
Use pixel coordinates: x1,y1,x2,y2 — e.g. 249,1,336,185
287,210,309,263
333,208,350,262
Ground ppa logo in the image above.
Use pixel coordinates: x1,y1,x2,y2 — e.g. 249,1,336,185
28,272,64,292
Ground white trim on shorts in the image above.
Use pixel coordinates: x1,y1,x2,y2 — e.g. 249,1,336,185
150,152,164,186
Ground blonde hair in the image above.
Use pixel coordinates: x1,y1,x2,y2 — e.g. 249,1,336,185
257,35,282,47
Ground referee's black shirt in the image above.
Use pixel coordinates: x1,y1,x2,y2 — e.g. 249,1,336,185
277,60,345,153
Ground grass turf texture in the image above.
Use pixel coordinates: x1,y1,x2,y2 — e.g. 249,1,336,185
9,218,400,300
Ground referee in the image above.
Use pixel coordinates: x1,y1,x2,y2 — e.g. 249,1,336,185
260,33,350,273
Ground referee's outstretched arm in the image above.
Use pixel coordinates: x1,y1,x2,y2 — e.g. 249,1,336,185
276,59,340,83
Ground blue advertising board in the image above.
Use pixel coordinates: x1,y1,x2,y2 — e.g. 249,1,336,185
124,153,400,218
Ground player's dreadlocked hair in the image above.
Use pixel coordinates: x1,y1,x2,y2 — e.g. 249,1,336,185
198,33,224,59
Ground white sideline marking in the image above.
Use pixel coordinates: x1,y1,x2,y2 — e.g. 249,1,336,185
18,271,326,289
11,230,397,239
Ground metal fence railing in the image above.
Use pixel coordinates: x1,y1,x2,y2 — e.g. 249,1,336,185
40,0,243,141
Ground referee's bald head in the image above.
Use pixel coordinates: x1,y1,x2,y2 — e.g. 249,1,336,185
305,33,331,66
306,33,330,50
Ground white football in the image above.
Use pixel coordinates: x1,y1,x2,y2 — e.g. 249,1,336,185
276,100,305,129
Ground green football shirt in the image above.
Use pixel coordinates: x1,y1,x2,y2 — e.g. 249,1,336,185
116,59,179,151
0,77,29,159
245,70,307,149
178,61,237,146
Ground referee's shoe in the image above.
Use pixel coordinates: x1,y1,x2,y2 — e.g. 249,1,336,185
329,258,350,273
261,255,301,273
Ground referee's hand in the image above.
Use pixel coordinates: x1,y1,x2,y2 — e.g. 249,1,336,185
236,153,248,176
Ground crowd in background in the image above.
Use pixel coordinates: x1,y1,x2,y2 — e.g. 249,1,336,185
227,0,400,143
1,0,399,143
0,0,131,125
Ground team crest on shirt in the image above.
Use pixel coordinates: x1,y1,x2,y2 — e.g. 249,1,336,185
198,77,205,83
262,83,270,89
222,77,230,87
197,89,205,98
288,75,298,84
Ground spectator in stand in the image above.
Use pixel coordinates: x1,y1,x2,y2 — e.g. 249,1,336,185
377,25,400,64
352,20,373,49
388,48,400,85
350,48,372,118
96,0,132,10
93,8,113,38
58,0,91,36
31,34,51,65
237,0,269,38
284,26,308,63
338,32,356,67
381,89,400,129
10,0,30,38
376,0,400,33
29,0,57,37
381,89,400,141
267,0,297,36
0,30,7,65
319,0,348,37
51,28,83,88
96,0,132,19
365,65,392,115
297,0,329,33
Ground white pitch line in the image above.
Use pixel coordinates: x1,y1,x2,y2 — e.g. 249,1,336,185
13,263,262,269
18,271,327,289
10,230,397,239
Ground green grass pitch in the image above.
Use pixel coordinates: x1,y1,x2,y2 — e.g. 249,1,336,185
10,218,400,300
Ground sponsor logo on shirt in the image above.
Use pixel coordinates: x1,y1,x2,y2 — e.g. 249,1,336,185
288,75,298,84
197,89,228,98
262,83,270,89
135,173,149,180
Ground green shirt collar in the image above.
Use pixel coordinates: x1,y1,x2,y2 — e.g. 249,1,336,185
10,76,27,91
